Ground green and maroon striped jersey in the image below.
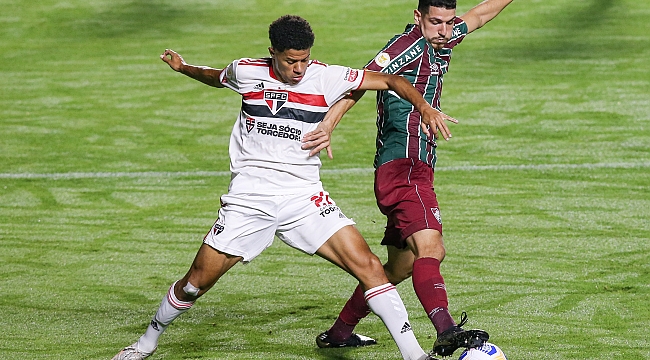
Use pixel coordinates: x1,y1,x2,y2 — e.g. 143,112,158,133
365,19,468,169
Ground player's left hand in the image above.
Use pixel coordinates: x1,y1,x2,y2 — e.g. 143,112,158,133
302,123,334,158
420,107,458,140
160,49,186,72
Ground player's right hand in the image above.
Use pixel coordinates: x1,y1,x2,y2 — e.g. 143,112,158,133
420,107,457,140
302,124,334,159
160,49,185,72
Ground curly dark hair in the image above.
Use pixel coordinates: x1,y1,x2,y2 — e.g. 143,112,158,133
418,0,457,12
268,15,315,52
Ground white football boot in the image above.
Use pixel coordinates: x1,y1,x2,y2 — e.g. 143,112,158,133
111,343,156,360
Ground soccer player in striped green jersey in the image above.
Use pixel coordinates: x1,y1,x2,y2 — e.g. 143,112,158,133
303,0,514,357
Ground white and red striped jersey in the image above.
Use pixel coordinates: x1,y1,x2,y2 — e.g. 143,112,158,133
219,57,365,194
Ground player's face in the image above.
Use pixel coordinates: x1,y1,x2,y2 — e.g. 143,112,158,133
269,48,311,85
414,6,457,50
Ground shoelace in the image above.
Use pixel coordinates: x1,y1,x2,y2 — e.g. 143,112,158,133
457,311,469,328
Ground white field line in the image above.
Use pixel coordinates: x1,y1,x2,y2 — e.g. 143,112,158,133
1,161,648,180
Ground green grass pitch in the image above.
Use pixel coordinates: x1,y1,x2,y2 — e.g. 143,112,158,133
1,0,649,359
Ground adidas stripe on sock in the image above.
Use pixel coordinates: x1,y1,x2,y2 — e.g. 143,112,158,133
365,283,426,360
136,281,194,353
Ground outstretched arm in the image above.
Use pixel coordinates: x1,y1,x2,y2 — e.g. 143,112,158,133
302,91,365,158
160,49,225,88
359,71,457,140
461,0,514,34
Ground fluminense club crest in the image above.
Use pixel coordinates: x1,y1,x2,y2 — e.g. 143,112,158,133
264,89,288,115
431,207,442,224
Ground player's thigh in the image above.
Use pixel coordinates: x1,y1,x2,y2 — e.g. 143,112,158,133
203,193,278,262
276,189,355,256
375,159,443,243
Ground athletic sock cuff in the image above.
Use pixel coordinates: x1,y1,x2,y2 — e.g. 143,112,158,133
167,282,194,310
413,257,441,267
363,283,397,302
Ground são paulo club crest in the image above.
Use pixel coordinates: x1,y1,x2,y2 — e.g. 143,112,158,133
245,117,255,133
264,89,288,115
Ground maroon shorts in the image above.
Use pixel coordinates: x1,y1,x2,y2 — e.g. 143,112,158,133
374,158,443,249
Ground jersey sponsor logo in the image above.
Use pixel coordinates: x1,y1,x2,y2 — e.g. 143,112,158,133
245,117,255,133
344,68,359,82
385,44,423,74
255,121,302,141
264,90,288,115
374,52,391,68
253,82,265,90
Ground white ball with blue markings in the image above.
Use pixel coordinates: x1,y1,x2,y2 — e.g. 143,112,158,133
458,343,507,360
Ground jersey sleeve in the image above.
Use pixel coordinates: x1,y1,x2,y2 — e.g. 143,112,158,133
365,33,404,72
447,18,469,49
365,25,423,75
320,65,365,105
219,59,241,93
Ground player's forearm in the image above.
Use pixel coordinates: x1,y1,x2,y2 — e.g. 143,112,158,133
387,75,432,116
179,64,223,88
324,91,365,130
464,0,513,32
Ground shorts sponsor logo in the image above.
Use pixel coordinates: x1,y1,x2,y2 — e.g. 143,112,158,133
245,117,255,133
310,191,341,218
264,90,288,115
310,191,332,207
319,205,341,218
255,121,302,141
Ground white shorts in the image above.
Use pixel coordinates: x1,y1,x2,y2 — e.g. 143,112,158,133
203,188,356,262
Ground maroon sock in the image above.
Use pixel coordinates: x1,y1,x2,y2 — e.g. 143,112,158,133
327,285,371,342
412,257,456,334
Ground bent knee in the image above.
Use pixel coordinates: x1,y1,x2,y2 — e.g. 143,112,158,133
384,265,412,285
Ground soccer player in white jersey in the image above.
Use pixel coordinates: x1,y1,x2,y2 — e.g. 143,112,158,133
111,15,455,360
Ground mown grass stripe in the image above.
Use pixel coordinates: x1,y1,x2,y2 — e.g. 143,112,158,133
1,161,648,180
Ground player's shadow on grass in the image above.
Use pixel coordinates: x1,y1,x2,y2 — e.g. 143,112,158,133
44,0,188,39
501,0,635,61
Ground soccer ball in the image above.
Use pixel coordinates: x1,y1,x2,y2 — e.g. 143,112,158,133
458,343,507,360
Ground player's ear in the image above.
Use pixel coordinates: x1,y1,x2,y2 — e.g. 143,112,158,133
414,9,421,25
268,47,275,58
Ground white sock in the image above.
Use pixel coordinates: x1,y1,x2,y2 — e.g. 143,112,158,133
135,281,194,353
365,283,426,360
